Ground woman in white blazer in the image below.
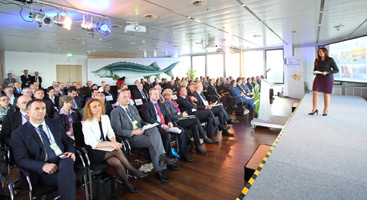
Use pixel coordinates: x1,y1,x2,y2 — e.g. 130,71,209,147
82,98,147,193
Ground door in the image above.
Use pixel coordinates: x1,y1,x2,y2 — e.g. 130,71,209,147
56,65,82,83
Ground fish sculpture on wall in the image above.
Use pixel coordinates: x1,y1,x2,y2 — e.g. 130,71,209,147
91,61,179,80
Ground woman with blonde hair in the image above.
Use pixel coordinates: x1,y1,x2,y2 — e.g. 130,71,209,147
82,98,146,193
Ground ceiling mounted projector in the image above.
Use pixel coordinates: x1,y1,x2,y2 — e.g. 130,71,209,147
124,24,146,33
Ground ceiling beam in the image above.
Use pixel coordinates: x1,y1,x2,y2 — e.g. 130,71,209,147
316,0,325,44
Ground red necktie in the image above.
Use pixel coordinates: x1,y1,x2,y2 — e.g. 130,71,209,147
25,114,29,120
154,103,165,125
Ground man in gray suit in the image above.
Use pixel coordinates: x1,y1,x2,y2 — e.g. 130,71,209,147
3,73,16,88
110,89,176,183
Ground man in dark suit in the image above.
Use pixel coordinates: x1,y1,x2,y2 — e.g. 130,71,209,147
31,71,42,88
13,82,22,95
20,69,32,89
68,86,83,110
11,99,76,199
144,77,153,92
96,93,112,117
176,86,218,139
111,89,177,183
1,95,32,146
141,88,192,167
34,89,57,118
246,78,253,92
131,83,149,103
193,82,235,137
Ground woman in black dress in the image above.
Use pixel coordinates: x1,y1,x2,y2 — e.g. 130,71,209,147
310,47,339,116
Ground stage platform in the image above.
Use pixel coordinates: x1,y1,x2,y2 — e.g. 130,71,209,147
238,94,367,200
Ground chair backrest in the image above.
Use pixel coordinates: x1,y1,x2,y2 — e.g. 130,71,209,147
72,121,86,148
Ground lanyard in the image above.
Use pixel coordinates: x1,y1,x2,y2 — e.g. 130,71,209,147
119,105,133,120
34,124,53,142
21,113,28,121
165,100,178,109
69,113,74,122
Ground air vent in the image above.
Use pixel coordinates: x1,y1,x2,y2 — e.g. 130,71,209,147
191,0,208,7
143,14,158,19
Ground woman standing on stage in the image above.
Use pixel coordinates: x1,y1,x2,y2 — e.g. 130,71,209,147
309,47,339,116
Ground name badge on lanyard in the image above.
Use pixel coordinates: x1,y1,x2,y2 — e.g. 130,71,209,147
35,125,63,156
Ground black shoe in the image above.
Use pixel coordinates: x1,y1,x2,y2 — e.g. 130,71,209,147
195,147,207,155
181,155,194,162
204,137,218,144
159,154,177,167
167,163,180,171
218,125,230,131
222,130,234,137
227,119,239,124
155,171,170,183
308,109,318,115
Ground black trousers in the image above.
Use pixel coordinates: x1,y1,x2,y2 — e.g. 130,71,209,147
157,126,187,157
193,110,216,139
177,118,202,148
211,105,230,126
31,158,76,200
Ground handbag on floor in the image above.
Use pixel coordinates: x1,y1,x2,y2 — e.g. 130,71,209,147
92,171,117,200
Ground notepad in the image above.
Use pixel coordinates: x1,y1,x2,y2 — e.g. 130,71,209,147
142,122,159,131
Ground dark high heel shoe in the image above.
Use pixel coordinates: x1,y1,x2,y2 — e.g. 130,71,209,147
133,170,148,179
322,111,328,116
308,109,318,115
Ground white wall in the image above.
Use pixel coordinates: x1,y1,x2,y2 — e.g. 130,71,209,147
294,46,316,92
4,51,87,88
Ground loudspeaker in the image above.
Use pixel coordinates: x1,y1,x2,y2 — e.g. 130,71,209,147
244,144,271,182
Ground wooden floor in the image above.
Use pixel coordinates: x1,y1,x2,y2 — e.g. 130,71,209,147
11,96,298,200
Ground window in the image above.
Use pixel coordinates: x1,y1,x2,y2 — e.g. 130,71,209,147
192,56,206,78
266,49,284,83
173,56,191,77
207,54,224,78
243,51,264,78
225,53,240,78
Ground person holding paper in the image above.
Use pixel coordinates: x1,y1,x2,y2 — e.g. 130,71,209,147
82,98,147,193
310,47,339,116
110,89,177,183
11,99,76,199
141,88,193,167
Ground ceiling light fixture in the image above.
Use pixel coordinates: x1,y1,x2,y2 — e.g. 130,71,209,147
81,15,96,32
29,10,53,27
53,11,72,30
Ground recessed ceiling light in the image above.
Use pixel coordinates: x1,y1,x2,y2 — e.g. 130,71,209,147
82,42,85,45
318,24,322,27
242,4,246,7
93,50,96,52
191,0,209,7
58,48,61,51
99,38,102,40
142,40,145,43
87,50,92,53
143,14,158,20
130,42,136,45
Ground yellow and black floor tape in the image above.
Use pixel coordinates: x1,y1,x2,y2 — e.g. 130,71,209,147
236,95,305,200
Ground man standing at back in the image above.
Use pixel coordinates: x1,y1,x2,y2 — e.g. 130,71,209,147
20,69,32,89
31,71,43,89
11,99,76,199
3,73,16,88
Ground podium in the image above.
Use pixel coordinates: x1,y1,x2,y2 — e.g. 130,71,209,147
251,80,288,129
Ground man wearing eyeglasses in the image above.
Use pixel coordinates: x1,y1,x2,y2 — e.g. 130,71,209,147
0,95,16,123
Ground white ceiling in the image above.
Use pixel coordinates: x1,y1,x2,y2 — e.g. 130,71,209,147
0,0,366,57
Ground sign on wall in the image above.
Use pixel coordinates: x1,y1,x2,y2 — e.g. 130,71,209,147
87,58,179,85
284,56,305,99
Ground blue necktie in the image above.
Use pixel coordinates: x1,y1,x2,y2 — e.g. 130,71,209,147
140,90,146,99
200,93,207,101
38,125,58,163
